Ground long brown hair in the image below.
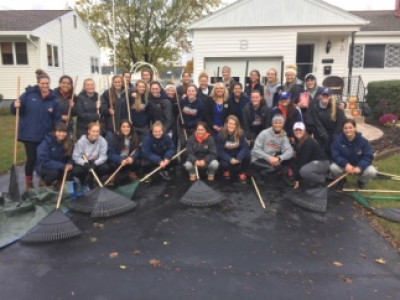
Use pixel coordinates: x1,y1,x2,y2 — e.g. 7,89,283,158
53,128,73,156
220,115,243,144
134,79,149,110
108,75,123,106
115,119,140,149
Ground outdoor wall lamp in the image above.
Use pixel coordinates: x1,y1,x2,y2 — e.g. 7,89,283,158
326,40,332,54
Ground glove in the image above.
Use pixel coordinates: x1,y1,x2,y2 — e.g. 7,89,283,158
83,162,91,171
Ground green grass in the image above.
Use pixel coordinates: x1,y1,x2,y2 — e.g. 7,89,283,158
0,114,26,173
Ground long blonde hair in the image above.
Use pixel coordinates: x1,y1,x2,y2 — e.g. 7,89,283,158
210,82,229,103
134,79,149,110
221,115,243,144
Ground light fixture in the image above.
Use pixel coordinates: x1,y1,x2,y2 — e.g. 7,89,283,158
326,40,332,54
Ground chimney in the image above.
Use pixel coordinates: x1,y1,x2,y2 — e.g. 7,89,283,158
396,0,400,17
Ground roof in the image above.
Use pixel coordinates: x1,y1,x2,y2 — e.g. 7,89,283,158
0,10,71,31
189,0,368,30
350,10,400,31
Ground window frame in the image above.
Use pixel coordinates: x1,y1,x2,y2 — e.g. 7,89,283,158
46,44,60,68
1,42,28,66
90,57,99,74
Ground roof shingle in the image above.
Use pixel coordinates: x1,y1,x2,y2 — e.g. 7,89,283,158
350,10,400,31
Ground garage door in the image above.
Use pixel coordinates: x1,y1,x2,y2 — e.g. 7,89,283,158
204,57,282,85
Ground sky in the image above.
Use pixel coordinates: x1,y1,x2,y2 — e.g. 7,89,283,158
0,0,397,11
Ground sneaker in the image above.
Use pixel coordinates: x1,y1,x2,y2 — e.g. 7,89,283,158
160,170,172,181
239,173,247,182
207,174,215,181
357,180,366,189
223,171,230,179
287,167,294,177
189,175,197,182
128,172,138,182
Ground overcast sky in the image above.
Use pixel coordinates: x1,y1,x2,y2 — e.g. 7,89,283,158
0,0,397,11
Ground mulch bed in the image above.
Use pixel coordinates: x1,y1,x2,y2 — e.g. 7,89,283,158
368,121,400,154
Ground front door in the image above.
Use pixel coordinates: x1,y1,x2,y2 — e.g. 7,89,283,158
296,44,314,81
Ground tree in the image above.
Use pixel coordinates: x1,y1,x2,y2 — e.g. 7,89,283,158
75,0,222,70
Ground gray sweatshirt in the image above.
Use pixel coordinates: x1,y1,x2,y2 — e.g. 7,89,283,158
251,127,293,162
73,134,108,166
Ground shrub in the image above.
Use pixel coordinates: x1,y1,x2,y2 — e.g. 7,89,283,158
366,80,400,121
0,106,11,115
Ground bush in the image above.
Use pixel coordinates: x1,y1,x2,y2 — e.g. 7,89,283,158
0,106,11,115
366,80,400,120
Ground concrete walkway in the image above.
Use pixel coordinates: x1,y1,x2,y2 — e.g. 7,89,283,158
357,122,384,141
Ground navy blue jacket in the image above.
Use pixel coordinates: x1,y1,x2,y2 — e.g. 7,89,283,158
216,132,249,162
181,98,204,130
226,94,250,125
331,132,374,172
107,133,140,165
35,133,71,173
10,86,61,143
141,132,176,164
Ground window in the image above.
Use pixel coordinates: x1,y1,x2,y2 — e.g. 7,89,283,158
47,44,59,67
73,15,78,28
363,45,385,68
91,57,99,73
1,42,28,65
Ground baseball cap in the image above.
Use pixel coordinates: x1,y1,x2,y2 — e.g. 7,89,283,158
293,122,306,131
321,87,332,96
279,92,291,100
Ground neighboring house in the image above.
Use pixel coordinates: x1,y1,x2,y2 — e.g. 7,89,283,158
188,0,400,96
0,10,101,100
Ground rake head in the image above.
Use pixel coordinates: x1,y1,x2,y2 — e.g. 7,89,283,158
287,186,328,213
91,188,137,218
180,180,223,207
67,187,101,213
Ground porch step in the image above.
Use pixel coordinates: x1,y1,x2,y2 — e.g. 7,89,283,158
344,108,364,124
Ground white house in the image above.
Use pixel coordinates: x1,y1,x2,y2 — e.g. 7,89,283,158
188,0,400,97
0,10,101,100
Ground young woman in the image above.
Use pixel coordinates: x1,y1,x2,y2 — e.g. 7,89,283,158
197,72,213,103
250,115,293,178
308,87,345,157
141,121,176,181
10,69,61,190
101,75,132,139
54,75,76,139
176,72,192,101
291,122,330,189
141,68,153,85
221,65,235,94
216,115,250,182
76,78,101,139
282,65,304,104
203,82,229,136
107,120,141,185
264,68,281,108
36,123,73,187
148,81,174,135
330,119,377,189
72,122,109,189
131,79,150,140
270,92,303,141
226,82,250,125
184,122,219,181
180,85,204,136
244,69,264,98
242,90,271,148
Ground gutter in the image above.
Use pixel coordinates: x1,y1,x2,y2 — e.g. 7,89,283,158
26,34,38,48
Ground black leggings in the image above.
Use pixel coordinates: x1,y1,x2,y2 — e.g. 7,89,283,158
23,141,40,177
219,156,250,175
40,167,73,186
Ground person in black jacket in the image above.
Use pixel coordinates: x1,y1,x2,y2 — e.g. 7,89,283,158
107,120,141,186
183,122,219,181
141,121,176,181
221,65,236,95
203,82,229,136
244,69,264,98
36,123,74,188
197,72,213,103
282,64,304,104
76,78,100,139
131,79,150,140
180,85,204,136
227,82,250,125
176,72,192,101
54,75,77,139
216,115,250,182
308,87,345,157
242,90,271,148
292,122,330,189
148,81,174,136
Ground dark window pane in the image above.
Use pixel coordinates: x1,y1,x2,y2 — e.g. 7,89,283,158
47,44,53,66
15,42,28,65
54,46,59,67
363,45,385,68
74,15,77,28
1,42,14,65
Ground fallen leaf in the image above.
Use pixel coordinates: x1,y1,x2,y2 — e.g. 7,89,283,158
149,259,162,267
132,250,141,256
332,261,343,267
342,276,352,283
109,252,119,258
360,253,367,259
89,237,98,243
119,265,127,270
163,241,170,246
375,258,386,264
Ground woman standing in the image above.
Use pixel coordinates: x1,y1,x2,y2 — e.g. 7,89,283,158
36,123,73,187
282,65,304,104
244,69,264,98
203,82,229,136
264,68,281,108
216,115,250,182
330,119,377,189
184,122,219,181
72,122,109,189
176,72,192,101
10,69,61,190
76,78,101,139
197,72,213,103
107,120,141,185
291,122,330,189
221,65,235,94
54,75,76,139
131,79,150,140
180,85,204,136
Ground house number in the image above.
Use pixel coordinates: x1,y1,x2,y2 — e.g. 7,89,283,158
240,40,248,50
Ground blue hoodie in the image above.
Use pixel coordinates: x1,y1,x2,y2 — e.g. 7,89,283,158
181,97,204,130
216,132,249,162
10,86,61,142
35,133,71,174
141,132,176,164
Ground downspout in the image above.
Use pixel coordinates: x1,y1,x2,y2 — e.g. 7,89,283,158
347,32,356,96
59,17,65,74
26,34,39,69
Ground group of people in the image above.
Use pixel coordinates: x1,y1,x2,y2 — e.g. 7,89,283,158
11,65,377,194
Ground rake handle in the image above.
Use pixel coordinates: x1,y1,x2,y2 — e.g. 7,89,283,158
14,77,21,164
327,173,348,188
195,164,199,180
82,155,103,187
377,171,400,179
251,176,266,210
175,92,188,141
140,148,186,182
343,188,400,193
56,167,69,210
107,78,116,133
124,77,132,124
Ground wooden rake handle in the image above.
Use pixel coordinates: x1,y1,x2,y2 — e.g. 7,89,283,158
56,167,69,210
327,173,348,188
343,188,400,194
377,171,400,179
140,148,186,182
251,176,266,211
14,76,21,164
123,77,132,124
82,155,103,187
